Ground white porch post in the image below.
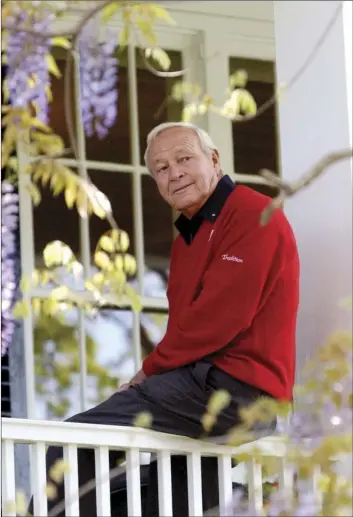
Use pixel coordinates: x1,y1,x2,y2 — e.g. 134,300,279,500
274,1,352,383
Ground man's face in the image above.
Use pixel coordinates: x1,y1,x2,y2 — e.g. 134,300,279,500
148,127,221,217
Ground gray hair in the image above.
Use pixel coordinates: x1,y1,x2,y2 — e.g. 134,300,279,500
144,122,218,174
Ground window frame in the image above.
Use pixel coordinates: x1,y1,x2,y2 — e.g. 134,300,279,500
16,14,276,419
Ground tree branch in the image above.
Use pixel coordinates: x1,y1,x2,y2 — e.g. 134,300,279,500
258,148,353,225
230,1,343,125
2,1,114,38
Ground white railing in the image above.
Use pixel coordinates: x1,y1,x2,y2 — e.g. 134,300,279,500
1,417,291,517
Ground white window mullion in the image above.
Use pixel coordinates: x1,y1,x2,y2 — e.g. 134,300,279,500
73,49,90,412
182,30,235,179
127,40,144,373
127,42,145,294
17,135,36,420
132,311,142,371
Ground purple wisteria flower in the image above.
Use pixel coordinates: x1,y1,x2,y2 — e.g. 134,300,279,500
1,182,20,357
78,18,119,139
3,5,53,124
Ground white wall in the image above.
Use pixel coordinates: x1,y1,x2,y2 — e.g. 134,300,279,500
274,1,352,383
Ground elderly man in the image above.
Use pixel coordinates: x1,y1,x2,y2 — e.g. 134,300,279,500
36,122,299,516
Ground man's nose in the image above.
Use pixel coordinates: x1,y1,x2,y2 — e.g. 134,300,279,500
169,164,183,180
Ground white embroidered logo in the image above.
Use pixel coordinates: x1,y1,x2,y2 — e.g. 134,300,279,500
222,254,243,263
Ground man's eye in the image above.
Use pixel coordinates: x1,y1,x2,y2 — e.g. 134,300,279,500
157,166,168,173
179,156,191,162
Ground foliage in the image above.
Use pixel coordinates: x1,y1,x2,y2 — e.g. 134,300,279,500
224,324,353,516
1,2,352,516
1,0,257,413
34,313,119,418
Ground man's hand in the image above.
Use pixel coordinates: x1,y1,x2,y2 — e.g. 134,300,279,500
116,369,147,393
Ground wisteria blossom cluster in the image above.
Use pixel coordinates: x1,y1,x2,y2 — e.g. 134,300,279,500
1,182,20,357
78,18,119,139
3,4,54,124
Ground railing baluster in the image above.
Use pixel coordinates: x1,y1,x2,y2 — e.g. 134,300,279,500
247,457,263,514
32,442,48,516
95,446,111,517
218,454,233,516
187,452,203,516
126,448,142,517
157,451,173,516
2,440,16,517
64,444,79,516
278,456,293,508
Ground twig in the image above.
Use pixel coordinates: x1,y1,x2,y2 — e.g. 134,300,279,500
259,148,353,225
141,49,188,78
159,1,343,124
231,1,343,124
2,1,116,38
47,460,130,517
63,51,78,158
62,0,114,160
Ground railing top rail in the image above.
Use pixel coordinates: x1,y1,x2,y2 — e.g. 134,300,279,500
2,418,287,456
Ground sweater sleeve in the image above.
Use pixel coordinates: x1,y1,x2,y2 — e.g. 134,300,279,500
142,211,285,376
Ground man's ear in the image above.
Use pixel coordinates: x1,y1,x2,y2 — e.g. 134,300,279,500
211,149,221,173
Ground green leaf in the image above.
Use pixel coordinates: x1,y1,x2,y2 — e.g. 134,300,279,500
46,54,62,78
136,18,157,46
51,37,71,50
64,183,77,209
51,286,69,301
99,235,115,253
201,413,216,433
123,254,137,276
229,69,248,89
20,276,31,293
119,24,130,46
7,156,18,171
124,284,142,312
146,47,171,71
102,2,121,22
133,411,153,429
51,173,66,197
207,389,231,415
26,181,41,206
114,254,124,271
2,79,10,103
94,251,112,270
182,104,198,122
43,241,73,268
13,300,30,319
31,117,52,133
148,5,176,25
119,230,130,252
239,90,257,116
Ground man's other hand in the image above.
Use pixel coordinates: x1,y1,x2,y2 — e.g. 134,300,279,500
116,369,147,393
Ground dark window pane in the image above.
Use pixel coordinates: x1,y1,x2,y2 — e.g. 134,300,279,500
84,49,131,164
89,170,133,255
33,170,80,264
229,57,279,198
142,174,173,267
48,53,76,159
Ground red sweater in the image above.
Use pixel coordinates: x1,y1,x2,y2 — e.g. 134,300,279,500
142,185,300,401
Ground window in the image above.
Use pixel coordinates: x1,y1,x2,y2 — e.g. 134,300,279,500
17,40,183,418
229,57,279,197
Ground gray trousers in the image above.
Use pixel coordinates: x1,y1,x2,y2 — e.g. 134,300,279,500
30,361,275,516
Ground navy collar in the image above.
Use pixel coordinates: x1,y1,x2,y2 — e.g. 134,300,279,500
174,174,236,244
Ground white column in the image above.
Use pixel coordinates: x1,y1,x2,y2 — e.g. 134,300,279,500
183,30,235,178
342,0,352,143
274,1,352,383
